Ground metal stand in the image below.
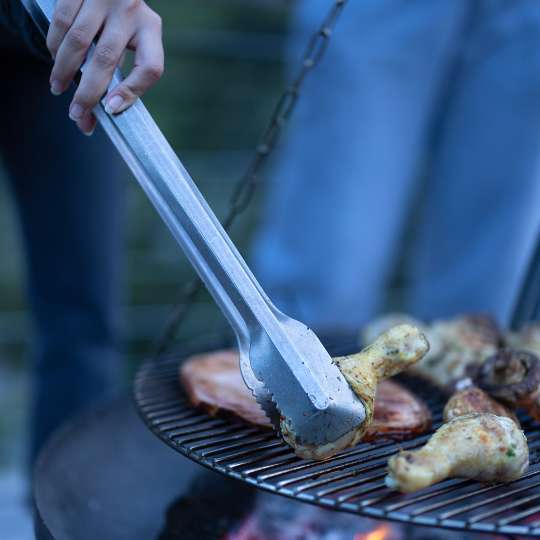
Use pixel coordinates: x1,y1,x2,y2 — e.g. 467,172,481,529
511,230,540,330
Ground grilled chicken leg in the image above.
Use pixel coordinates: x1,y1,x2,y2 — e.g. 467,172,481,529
386,413,528,493
284,324,429,460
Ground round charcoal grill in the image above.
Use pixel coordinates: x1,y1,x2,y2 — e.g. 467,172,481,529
134,340,540,539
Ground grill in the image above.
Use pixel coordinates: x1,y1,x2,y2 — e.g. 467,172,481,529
134,339,540,539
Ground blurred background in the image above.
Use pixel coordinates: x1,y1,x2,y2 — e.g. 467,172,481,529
0,0,291,533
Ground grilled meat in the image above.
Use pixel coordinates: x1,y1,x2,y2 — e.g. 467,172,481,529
386,413,528,493
443,386,519,425
507,323,540,357
474,349,540,421
362,313,502,387
414,315,501,387
307,324,430,459
182,352,431,442
181,350,271,427
181,325,430,458
363,379,432,442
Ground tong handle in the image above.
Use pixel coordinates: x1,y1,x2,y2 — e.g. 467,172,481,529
94,94,275,342
22,0,279,346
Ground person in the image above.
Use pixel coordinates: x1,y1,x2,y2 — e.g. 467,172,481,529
0,0,164,462
252,0,540,334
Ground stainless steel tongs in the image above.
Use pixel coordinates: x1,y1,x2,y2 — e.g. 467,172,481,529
22,0,365,450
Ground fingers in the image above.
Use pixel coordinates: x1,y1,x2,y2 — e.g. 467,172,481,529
46,0,83,60
47,0,164,134
104,16,164,115
76,111,97,136
70,23,130,121
49,2,105,97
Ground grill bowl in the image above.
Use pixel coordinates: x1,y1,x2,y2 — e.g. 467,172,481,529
134,342,540,538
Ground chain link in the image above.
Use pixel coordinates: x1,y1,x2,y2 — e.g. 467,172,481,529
153,0,348,356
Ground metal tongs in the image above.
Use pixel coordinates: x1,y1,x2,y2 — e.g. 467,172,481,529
22,0,365,449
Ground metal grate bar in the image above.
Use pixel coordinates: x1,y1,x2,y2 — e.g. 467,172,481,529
221,446,291,466
173,425,256,445
214,440,286,464
135,351,540,538
137,397,185,411
292,459,389,495
229,448,294,471
380,479,471,512
315,471,388,499
188,429,265,452
440,474,540,520
468,490,540,524
410,484,502,517
137,384,178,396
254,440,399,481
145,404,187,419
259,439,427,485
337,480,389,504
385,449,540,517
276,435,435,493
241,454,300,476
411,449,540,517
325,479,389,504
266,438,427,491
200,433,277,458
162,417,227,434
407,466,540,517
150,410,201,425
497,498,540,526
165,414,225,430
270,453,385,488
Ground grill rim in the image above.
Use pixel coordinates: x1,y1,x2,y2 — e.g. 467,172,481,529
134,348,540,538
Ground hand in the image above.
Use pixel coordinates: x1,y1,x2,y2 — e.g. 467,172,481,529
47,0,164,135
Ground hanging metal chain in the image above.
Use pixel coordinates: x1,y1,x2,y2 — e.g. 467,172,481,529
153,0,348,356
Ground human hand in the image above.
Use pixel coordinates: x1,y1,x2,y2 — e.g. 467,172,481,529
46,0,164,135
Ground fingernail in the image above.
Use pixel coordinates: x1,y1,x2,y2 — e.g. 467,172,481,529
69,103,84,121
105,95,124,115
50,80,62,96
82,127,96,137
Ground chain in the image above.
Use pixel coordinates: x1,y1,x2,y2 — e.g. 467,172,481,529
153,0,348,356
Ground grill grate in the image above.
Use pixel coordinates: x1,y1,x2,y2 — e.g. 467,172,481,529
134,344,540,538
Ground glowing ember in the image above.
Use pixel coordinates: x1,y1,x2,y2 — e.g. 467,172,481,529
354,524,393,540
223,491,403,540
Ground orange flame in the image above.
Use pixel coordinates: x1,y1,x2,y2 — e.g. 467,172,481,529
354,523,393,540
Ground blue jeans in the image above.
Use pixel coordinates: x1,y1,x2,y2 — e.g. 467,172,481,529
0,52,124,461
252,0,540,332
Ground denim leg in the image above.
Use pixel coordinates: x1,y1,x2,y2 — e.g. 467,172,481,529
251,0,470,332
408,0,540,325
0,56,125,461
